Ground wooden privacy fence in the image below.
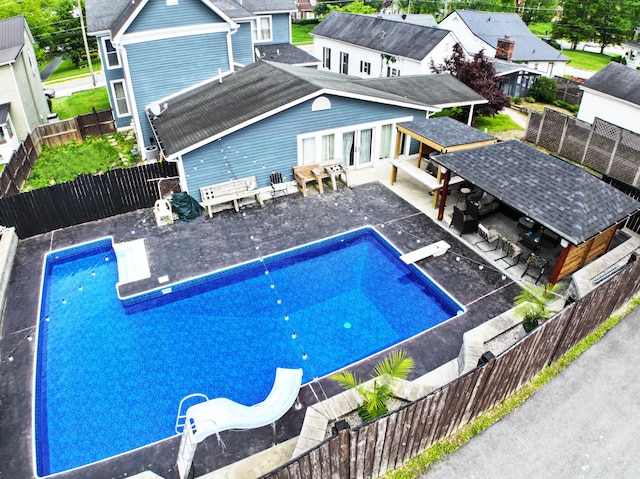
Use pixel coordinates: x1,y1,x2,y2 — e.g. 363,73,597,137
262,257,640,479
0,109,116,196
0,162,179,239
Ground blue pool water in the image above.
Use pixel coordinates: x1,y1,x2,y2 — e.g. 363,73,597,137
35,227,462,476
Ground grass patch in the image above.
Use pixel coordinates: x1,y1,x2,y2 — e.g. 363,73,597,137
44,57,103,83
473,114,523,133
51,87,110,119
292,23,316,44
528,22,553,37
384,294,640,479
22,133,139,191
562,49,613,72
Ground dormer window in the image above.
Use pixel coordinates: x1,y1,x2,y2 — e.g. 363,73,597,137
252,16,272,43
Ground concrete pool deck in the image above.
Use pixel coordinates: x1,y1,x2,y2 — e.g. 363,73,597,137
1,164,557,479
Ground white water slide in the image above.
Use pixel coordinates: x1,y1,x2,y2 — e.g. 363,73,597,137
175,367,304,479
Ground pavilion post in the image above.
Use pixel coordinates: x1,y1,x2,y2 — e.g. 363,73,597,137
437,171,451,221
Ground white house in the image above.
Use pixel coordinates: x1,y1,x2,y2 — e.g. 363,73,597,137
439,10,569,78
621,41,640,70
311,12,461,78
577,62,640,135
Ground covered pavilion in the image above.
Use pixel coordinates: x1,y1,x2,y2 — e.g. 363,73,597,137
433,140,640,283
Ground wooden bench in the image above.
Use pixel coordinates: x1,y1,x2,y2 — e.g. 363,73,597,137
200,176,264,218
294,164,328,197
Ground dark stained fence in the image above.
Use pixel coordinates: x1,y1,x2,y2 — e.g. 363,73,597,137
77,108,117,139
262,257,640,479
0,134,39,196
554,76,583,105
0,162,178,238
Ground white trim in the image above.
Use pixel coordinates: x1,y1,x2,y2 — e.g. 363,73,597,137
579,86,640,110
101,37,121,70
109,79,132,118
119,23,231,46
252,15,273,43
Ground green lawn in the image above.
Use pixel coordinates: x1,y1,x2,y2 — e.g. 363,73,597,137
473,114,523,133
44,58,103,82
51,87,111,119
562,49,614,72
22,133,139,191
528,22,554,37
292,23,316,44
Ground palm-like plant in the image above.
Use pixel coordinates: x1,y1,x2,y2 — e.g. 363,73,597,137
331,350,414,422
514,282,560,333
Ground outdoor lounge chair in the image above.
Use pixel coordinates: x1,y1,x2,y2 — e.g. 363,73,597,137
521,252,548,284
153,198,173,226
475,223,500,251
451,206,478,236
495,236,522,269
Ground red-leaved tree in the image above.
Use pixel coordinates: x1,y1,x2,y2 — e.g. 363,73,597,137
431,43,510,118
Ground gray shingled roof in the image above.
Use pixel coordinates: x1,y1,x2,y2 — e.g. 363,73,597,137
452,10,569,63
357,74,488,107
434,140,640,245
86,0,277,34
581,62,640,107
255,43,320,65
398,118,495,149
492,58,541,77
311,12,450,61
0,15,25,65
150,61,439,157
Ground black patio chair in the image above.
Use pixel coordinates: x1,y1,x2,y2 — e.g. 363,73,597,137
451,206,478,236
270,171,287,198
521,252,548,284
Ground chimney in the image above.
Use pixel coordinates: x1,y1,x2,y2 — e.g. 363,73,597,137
496,35,515,62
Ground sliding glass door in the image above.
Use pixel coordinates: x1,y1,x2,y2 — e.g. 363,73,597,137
342,128,372,168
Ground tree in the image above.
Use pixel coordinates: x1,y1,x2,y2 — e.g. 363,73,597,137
52,0,97,68
328,0,378,14
553,0,633,52
431,43,510,117
0,0,60,62
514,282,560,333
528,76,558,103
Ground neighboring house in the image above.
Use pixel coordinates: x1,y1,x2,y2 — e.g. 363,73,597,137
311,12,460,78
294,0,316,20
147,60,487,201
439,10,569,78
0,15,51,164
621,41,640,70
86,0,316,158
366,14,438,27
577,62,640,135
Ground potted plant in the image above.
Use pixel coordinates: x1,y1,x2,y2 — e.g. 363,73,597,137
331,350,414,422
514,282,560,333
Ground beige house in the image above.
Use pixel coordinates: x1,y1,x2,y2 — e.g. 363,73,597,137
0,15,51,163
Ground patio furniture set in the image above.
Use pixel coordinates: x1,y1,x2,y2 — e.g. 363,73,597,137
293,162,351,197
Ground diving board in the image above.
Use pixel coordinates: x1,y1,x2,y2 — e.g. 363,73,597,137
175,367,303,479
389,159,464,190
400,241,451,264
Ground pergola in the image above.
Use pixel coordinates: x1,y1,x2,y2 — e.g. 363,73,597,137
433,140,640,283
394,117,497,207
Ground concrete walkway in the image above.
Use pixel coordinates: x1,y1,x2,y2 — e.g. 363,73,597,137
420,305,640,478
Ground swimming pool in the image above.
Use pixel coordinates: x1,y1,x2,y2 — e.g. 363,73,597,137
34,227,462,476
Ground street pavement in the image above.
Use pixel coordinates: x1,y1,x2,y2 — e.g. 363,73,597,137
43,70,105,98
420,305,640,479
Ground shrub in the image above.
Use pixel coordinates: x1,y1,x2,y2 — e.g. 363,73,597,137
512,96,523,105
528,77,558,103
553,99,579,113
526,96,536,103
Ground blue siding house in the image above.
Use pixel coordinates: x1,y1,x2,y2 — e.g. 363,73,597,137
86,0,317,157
147,61,488,202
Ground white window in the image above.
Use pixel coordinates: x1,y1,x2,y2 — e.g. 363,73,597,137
379,124,392,159
360,61,371,75
323,47,331,69
253,16,272,42
103,38,121,69
340,52,349,74
110,80,130,117
321,134,335,162
27,51,38,75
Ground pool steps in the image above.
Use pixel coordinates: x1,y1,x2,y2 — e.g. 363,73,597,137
113,239,151,285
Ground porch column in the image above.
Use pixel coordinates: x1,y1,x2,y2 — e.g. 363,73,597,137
437,171,451,221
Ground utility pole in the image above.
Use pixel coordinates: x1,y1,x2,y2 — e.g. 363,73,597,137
75,0,96,86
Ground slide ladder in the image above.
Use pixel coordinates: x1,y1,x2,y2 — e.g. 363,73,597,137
175,367,303,479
